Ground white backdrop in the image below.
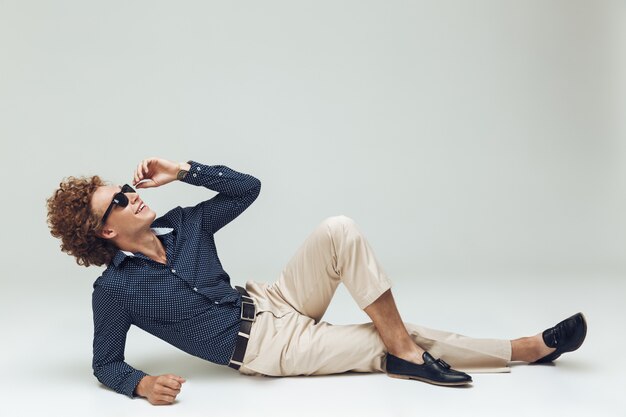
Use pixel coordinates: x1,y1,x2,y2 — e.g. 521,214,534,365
1,0,624,282
0,1,624,416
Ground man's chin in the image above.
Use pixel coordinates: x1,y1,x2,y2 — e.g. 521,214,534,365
147,210,158,224
136,210,157,226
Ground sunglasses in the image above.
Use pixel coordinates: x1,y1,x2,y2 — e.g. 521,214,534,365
101,184,136,225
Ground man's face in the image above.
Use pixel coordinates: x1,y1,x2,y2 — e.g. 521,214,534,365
90,184,156,240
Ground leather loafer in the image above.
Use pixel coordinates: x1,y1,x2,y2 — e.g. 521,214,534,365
385,351,472,386
533,312,587,364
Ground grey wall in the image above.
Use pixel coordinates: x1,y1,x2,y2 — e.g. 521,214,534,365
1,0,624,291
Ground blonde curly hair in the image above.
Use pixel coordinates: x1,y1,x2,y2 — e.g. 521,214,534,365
46,175,118,267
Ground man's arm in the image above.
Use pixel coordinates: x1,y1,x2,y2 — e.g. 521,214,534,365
180,160,261,234
131,157,261,234
92,286,185,404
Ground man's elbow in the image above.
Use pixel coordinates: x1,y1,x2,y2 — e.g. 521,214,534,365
93,363,106,384
250,178,261,200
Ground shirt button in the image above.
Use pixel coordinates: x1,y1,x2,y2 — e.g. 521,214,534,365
193,287,198,292
214,301,219,304
171,269,176,273
196,167,201,171
218,172,223,176
193,173,197,177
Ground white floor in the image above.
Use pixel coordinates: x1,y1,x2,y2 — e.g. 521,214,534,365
3,272,624,417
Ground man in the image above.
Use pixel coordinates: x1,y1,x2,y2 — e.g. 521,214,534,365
46,156,587,405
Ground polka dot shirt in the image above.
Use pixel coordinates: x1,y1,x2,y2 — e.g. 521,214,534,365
92,160,261,398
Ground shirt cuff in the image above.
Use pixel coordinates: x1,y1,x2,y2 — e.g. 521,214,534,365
125,370,149,399
181,160,227,185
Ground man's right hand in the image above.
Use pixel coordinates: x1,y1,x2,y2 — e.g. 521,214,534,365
135,374,186,405
132,157,191,189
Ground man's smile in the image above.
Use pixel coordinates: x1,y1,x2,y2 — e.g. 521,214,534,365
135,200,146,214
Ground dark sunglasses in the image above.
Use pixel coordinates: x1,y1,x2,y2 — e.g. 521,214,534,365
101,184,136,225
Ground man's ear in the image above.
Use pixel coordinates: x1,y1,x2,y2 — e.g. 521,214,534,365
98,227,117,240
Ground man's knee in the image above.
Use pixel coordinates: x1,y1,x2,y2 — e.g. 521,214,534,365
322,215,357,231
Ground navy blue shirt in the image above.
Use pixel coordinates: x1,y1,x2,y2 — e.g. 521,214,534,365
92,160,261,398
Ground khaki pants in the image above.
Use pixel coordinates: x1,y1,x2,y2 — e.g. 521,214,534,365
238,215,511,377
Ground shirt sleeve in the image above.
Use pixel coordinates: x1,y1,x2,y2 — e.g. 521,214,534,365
92,285,148,399
180,160,261,234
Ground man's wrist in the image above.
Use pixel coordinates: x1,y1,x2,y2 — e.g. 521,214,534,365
135,375,153,397
177,162,191,180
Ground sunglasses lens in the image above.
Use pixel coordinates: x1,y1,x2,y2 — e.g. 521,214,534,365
114,193,129,208
122,184,136,193
102,185,135,224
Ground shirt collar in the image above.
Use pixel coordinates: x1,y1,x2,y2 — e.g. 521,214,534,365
112,227,174,266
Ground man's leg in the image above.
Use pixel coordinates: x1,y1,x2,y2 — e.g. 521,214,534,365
271,215,394,322
362,289,557,364
239,312,514,376
364,288,426,364
271,215,495,369
241,216,575,378
511,335,556,362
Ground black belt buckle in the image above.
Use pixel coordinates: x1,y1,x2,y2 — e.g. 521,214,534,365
240,295,256,322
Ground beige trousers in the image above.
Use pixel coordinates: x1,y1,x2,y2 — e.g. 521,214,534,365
237,215,511,377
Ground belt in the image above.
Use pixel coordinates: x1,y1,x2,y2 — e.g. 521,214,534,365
228,285,257,370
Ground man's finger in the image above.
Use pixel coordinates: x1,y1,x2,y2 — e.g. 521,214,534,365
165,373,186,383
161,377,182,390
158,394,176,404
135,178,152,188
157,386,180,396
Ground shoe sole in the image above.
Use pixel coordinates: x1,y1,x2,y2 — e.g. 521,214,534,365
533,312,588,364
386,372,472,386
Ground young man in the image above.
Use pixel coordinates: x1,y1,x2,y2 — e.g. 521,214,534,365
46,156,587,406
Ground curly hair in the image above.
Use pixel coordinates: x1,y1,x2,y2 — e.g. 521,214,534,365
46,175,118,267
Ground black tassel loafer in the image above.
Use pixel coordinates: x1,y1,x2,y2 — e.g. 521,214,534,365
533,312,587,364
385,351,473,386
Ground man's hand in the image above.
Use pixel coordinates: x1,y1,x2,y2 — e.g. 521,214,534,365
135,374,186,405
132,157,191,189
